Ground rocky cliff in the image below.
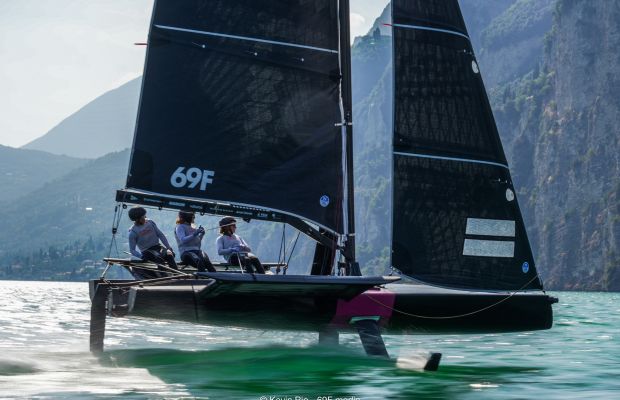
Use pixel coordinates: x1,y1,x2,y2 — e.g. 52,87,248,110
489,0,620,290
520,1,620,290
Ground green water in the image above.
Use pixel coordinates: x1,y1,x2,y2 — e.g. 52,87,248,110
0,281,618,399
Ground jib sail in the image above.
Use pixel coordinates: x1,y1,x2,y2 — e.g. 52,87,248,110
391,0,542,290
124,0,349,234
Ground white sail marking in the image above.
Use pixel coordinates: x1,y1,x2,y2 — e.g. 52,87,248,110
392,23,470,41
394,151,509,169
155,25,339,54
466,218,515,237
463,239,514,258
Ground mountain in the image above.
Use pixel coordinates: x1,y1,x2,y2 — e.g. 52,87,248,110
0,145,86,205
3,1,619,289
22,78,141,159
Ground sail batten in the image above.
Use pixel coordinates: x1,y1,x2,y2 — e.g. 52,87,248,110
394,151,509,169
126,0,348,234
154,24,339,54
392,23,470,41
391,0,542,291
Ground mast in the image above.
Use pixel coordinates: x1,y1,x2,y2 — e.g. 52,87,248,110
339,0,358,271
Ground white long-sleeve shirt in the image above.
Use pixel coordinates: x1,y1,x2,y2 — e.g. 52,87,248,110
128,219,172,258
175,223,203,254
215,234,251,261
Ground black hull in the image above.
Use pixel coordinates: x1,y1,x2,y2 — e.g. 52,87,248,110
90,274,555,335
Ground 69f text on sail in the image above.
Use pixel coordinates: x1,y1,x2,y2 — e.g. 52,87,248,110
391,23,470,41
154,25,339,54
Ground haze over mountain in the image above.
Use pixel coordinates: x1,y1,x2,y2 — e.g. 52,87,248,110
22,78,141,158
2,0,618,290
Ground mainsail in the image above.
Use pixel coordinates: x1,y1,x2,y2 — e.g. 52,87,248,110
391,0,543,290
123,0,350,234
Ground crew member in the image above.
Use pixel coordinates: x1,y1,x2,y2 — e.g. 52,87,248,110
175,210,216,273
216,216,265,274
127,206,178,271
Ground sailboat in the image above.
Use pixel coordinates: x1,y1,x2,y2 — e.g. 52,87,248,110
89,0,557,369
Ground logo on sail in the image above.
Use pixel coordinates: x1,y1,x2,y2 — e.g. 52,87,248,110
319,195,330,207
522,262,530,274
170,167,215,191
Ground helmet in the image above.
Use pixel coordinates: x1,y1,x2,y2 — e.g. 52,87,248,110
219,216,236,227
178,210,195,223
128,206,146,221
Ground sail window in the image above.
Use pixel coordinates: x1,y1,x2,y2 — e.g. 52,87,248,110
471,60,479,74
463,239,515,258
465,218,515,237
506,188,515,201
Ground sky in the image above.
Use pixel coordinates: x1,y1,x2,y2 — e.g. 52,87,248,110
0,0,390,148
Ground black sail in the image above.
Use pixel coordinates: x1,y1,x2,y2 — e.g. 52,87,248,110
391,0,542,290
126,0,346,233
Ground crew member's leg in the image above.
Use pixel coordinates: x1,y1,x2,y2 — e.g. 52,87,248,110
229,254,252,273
161,246,178,270
248,255,265,274
200,251,216,272
182,250,215,273
144,245,178,271
181,251,204,272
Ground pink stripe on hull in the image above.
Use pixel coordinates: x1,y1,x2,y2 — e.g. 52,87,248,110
330,288,396,328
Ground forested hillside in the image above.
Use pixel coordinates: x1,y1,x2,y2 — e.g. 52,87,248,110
0,145,85,205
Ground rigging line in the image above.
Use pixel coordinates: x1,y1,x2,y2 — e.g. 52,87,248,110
106,205,119,259
100,261,114,280
154,262,194,278
363,275,541,320
394,151,509,170
102,275,195,293
205,221,238,232
285,231,301,268
390,23,470,41
277,224,285,266
282,224,287,266
104,205,125,277
155,25,338,54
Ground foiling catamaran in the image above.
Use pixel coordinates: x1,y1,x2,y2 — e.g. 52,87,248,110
89,0,557,371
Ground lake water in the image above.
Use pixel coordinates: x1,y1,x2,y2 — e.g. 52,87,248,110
0,281,618,399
